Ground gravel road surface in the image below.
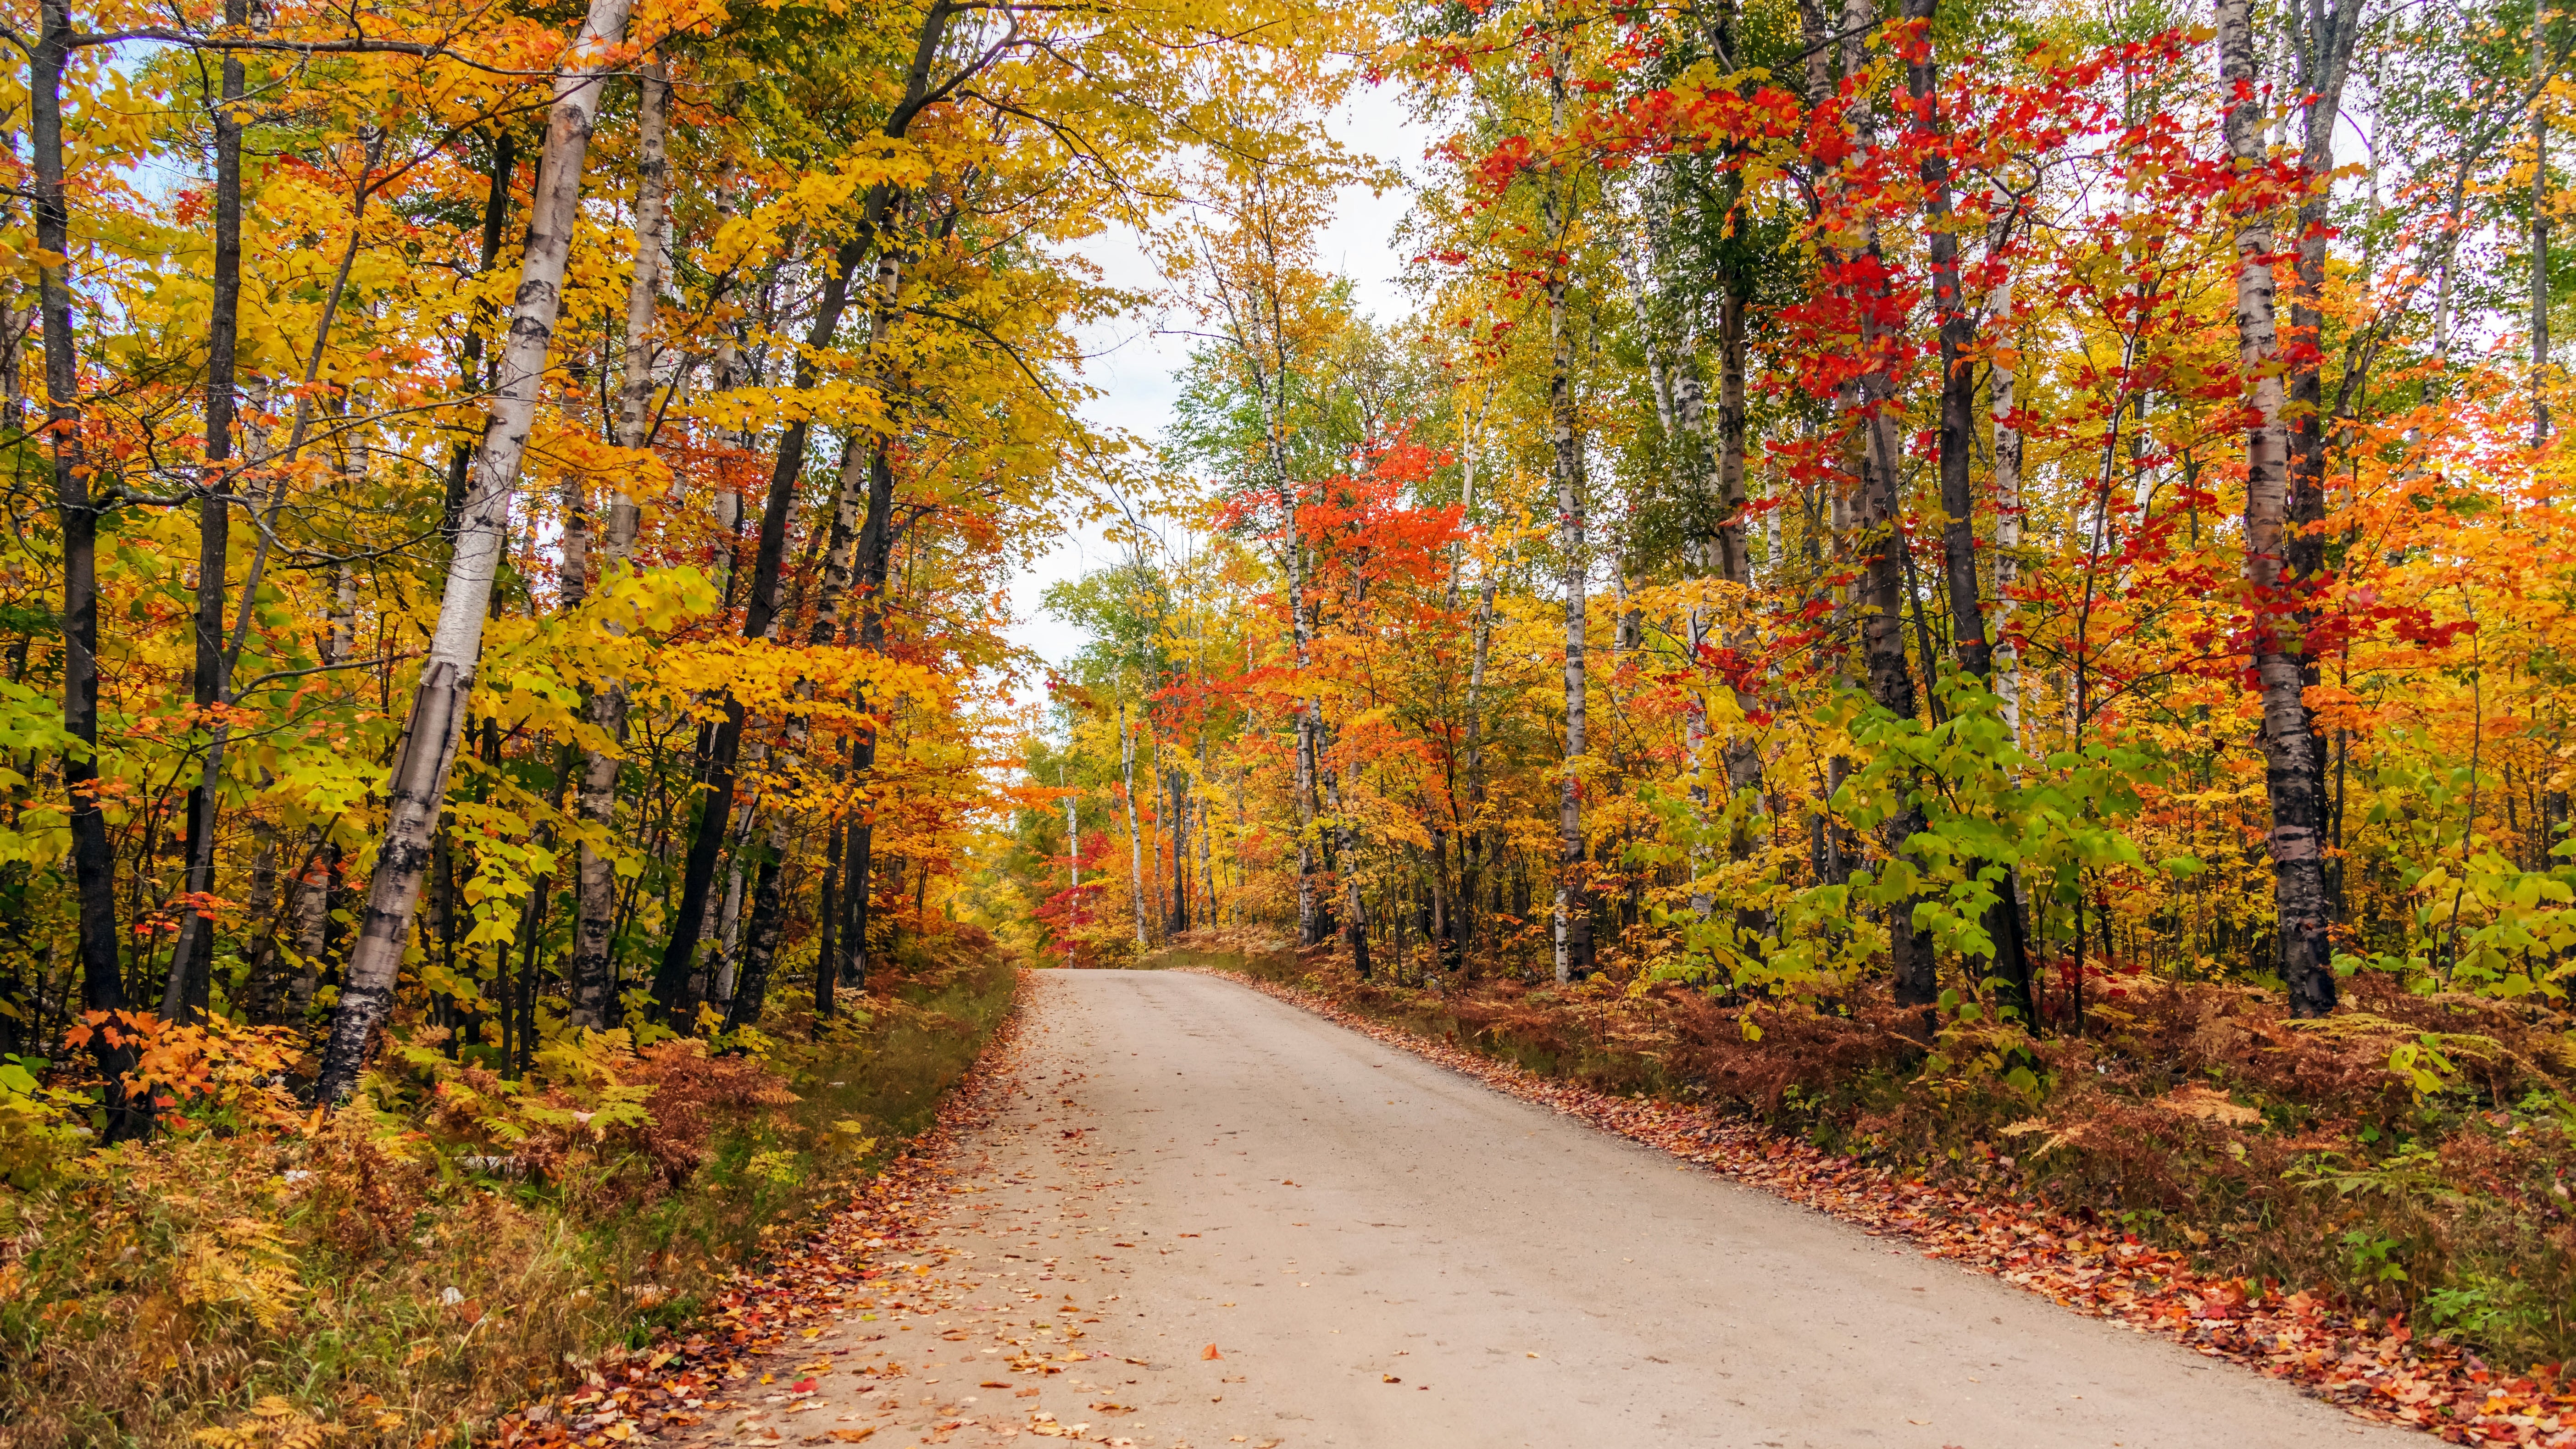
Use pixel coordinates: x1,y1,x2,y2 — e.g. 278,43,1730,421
739,969,2413,1449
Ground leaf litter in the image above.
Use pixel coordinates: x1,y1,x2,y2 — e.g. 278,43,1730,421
484,1000,1184,1449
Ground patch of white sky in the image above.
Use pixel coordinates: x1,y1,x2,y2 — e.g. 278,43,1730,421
999,78,1438,728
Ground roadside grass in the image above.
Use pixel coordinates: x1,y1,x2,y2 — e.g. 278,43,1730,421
1138,927,2576,1370
0,930,1017,1449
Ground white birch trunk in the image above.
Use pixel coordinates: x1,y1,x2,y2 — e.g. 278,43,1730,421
566,60,667,1030
317,0,634,1098
1988,183,2025,749
1121,703,1145,951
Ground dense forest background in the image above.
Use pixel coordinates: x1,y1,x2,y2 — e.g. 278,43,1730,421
0,0,1369,1126
985,0,2576,1041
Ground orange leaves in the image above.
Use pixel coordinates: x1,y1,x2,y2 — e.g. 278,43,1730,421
60,1011,310,1134
1471,133,1541,197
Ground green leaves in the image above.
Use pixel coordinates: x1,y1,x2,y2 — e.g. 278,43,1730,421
1839,670,2155,967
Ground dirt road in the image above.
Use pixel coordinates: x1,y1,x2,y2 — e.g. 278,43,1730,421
732,969,2414,1449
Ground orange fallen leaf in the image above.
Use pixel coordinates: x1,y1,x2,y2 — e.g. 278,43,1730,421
1201,1344,1222,1360
1382,1375,1400,1384
980,1381,1010,1388
825,1432,876,1444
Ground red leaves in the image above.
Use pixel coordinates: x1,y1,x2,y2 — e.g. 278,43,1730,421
1470,134,1538,196
1803,103,1857,168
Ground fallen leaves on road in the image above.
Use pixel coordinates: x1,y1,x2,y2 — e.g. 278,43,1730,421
1201,1344,1223,1360
1192,967,2576,1448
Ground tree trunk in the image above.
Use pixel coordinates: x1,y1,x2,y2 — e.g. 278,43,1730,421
1840,12,1938,1026
724,846,786,1030
1988,184,2025,746
568,61,668,1031
1461,577,1495,966
2285,0,2362,1010
840,440,900,984
1279,465,1325,948
1443,399,1485,964
1337,748,1371,978
711,803,756,1005
2220,0,2335,1019
35,0,141,1135
166,10,248,1024
316,0,635,1100
1710,284,1769,875
1196,736,1216,927
1855,316,1938,1024
1121,703,1146,952
1166,767,1190,936
1545,94,1591,986
816,816,838,1023
653,0,969,1019
236,819,282,1021
1904,0,2034,1021
841,811,870,991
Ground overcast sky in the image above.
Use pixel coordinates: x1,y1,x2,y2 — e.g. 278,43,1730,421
1000,82,1433,726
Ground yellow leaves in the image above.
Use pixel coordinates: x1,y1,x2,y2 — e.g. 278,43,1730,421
694,377,890,436
628,0,732,46
107,1013,311,1134
531,422,679,502
652,638,948,726
178,1219,307,1332
191,1396,346,1449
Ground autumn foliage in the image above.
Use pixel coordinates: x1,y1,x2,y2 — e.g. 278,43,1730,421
983,0,2576,1386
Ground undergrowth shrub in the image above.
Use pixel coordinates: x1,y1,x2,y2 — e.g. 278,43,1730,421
0,927,1017,1449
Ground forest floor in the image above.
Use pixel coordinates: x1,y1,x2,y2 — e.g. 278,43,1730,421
1,938,1021,1449
593,969,2424,1449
